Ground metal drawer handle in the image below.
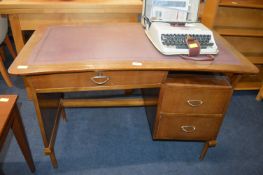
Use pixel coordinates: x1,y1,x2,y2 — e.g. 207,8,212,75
181,125,196,133
187,100,203,107
91,74,110,85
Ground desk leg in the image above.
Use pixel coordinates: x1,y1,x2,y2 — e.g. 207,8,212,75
61,107,67,122
24,78,33,100
199,140,217,160
32,92,63,168
61,93,67,122
256,85,263,101
11,105,36,173
9,14,25,53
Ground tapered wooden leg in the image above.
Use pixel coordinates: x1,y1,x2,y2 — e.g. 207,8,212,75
61,107,67,122
60,95,67,122
0,46,7,61
256,86,263,101
24,78,33,100
11,105,36,173
4,36,17,59
9,14,25,53
32,92,63,168
50,151,58,168
0,56,13,87
199,140,217,160
44,148,58,168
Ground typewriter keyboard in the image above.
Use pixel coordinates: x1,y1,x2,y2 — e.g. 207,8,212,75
161,34,214,49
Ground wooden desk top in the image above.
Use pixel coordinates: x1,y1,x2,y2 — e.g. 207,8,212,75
0,95,17,137
0,0,142,14
9,23,258,75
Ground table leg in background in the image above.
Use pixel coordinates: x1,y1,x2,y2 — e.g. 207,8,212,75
11,105,35,172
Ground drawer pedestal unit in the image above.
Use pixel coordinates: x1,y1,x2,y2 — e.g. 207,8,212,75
147,74,233,160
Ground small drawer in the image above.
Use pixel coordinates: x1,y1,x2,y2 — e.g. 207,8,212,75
154,113,223,140
159,75,232,114
26,70,167,92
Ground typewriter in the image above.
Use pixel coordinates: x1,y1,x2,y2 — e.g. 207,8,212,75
145,22,218,55
142,0,218,56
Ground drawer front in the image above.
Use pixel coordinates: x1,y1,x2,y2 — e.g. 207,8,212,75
160,85,232,114
26,71,167,92
154,113,223,140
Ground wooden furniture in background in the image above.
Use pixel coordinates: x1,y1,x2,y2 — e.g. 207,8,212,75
8,24,258,167
202,0,263,91
0,0,142,53
0,95,35,173
0,16,17,87
256,85,263,101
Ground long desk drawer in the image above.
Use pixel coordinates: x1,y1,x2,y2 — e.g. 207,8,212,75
154,113,223,140
26,71,167,92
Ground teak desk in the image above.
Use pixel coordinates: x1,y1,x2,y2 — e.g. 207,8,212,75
0,0,142,53
9,23,258,168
